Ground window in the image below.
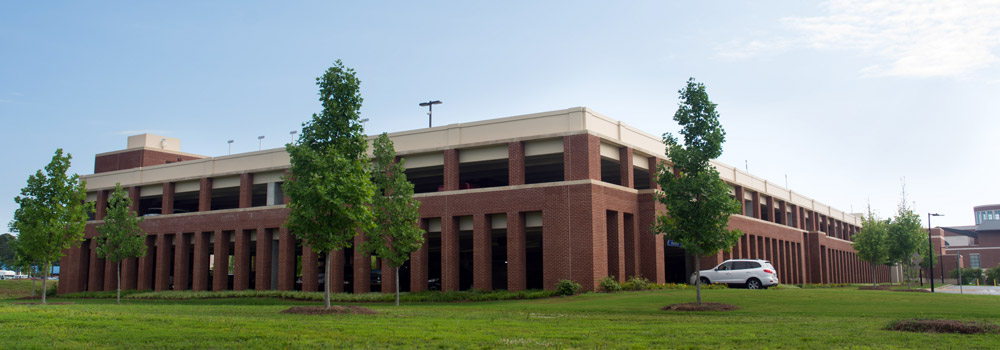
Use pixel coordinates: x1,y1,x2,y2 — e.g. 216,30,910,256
970,254,981,269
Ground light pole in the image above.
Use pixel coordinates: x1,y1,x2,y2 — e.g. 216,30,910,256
359,118,369,133
258,136,265,151
289,131,298,143
927,212,943,292
419,100,441,128
227,140,234,155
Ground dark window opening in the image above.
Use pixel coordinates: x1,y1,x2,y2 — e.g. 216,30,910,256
343,246,354,293
427,231,442,291
138,195,162,216
744,200,754,217
271,182,284,205
251,184,267,207
173,191,199,214
459,159,509,189
600,158,621,186
405,166,444,194
525,226,543,290
633,167,651,190
774,208,783,224
210,187,240,211
525,154,564,184
458,226,474,291
164,236,175,290
370,257,381,292
607,211,620,280
87,204,96,220
398,259,411,293
759,204,769,221
491,228,507,291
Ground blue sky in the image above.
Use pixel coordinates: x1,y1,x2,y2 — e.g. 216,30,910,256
2,1,998,230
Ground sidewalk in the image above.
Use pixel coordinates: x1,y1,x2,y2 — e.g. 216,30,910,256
935,285,1000,295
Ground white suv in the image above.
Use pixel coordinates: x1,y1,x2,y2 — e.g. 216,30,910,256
690,259,779,289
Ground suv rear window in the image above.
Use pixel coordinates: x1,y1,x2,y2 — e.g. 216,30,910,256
743,261,761,269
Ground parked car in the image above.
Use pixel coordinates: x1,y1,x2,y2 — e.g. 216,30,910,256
690,259,779,289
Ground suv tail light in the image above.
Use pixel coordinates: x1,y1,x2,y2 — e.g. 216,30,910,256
763,269,775,275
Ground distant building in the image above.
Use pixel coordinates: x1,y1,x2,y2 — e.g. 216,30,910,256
933,206,1000,276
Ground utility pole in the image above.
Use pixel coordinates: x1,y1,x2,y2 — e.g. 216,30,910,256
419,100,442,128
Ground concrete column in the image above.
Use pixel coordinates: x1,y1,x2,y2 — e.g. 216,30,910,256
277,227,296,291
233,229,251,290
619,147,633,188
329,248,344,293
607,211,624,281
88,239,105,292
506,212,526,292
154,234,171,291
563,134,601,181
301,244,318,292
441,216,459,291
443,149,459,191
192,231,210,291
410,221,429,292
199,178,212,212
381,259,396,294
472,214,492,291
353,233,371,293
95,190,108,220
239,173,253,208
174,232,190,290
255,227,273,290
162,182,175,215
508,141,525,186
138,236,155,290
213,230,229,291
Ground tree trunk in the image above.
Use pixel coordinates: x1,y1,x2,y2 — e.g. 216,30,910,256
694,254,701,305
395,266,400,306
324,252,332,309
117,260,122,305
41,264,48,304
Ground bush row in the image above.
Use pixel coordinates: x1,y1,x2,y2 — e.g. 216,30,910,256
598,276,727,292
63,289,559,302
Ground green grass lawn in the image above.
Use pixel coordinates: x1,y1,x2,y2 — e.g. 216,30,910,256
1,284,998,349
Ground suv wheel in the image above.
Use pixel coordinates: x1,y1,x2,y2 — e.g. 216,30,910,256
700,277,710,285
746,278,762,290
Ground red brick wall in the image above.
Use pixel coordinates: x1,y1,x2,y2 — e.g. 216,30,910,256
95,149,202,173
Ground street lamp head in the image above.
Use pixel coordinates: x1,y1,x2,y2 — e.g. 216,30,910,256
227,140,234,144
930,213,944,217
359,118,369,123
289,131,297,135
419,100,442,107
258,136,265,140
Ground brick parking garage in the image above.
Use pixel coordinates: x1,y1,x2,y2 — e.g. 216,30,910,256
58,108,889,295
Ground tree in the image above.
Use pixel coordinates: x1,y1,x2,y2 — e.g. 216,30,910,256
283,60,376,309
852,206,888,286
9,236,41,297
0,233,14,270
9,149,92,304
96,183,147,304
886,185,923,289
654,78,742,304
363,133,424,306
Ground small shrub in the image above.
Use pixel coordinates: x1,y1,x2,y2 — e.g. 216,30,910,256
950,268,984,285
622,276,651,291
985,266,1000,285
555,279,581,296
45,281,58,298
600,276,622,293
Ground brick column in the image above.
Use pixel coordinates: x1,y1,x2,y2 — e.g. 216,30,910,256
277,227,295,291
301,244,318,292
734,186,744,215
353,233,371,293
88,239,105,292
192,231,210,291
138,236,155,290
606,211,624,281
162,182,175,215
155,234,171,291
778,200,787,225
508,141,525,186
123,257,138,290
638,197,665,283
174,232,190,290
563,134,601,181
213,230,229,291
751,192,761,220
329,248,344,293
239,173,253,208
441,216,459,291
765,196,775,223
234,229,251,290
619,147,633,188
95,190,108,220
443,149,459,191
506,212,526,292
199,178,212,212
57,249,73,294
128,186,141,215
647,157,660,190
104,255,115,291
410,221,429,292
381,259,396,294
472,214,492,291
255,227,273,291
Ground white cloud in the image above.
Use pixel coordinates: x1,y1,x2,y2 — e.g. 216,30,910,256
717,0,1000,78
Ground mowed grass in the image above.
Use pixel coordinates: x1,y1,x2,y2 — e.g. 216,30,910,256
1,285,999,349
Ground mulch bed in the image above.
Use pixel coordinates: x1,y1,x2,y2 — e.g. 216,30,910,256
280,306,378,315
892,289,931,293
12,302,74,305
858,285,892,291
661,302,739,312
889,319,1000,334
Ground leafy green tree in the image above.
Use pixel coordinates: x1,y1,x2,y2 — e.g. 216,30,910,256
10,237,41,297
0,233,14,270
363,133,424,306
852,206,888,286
283,60,376,309
96,183,147,304
654,78,742,304
886,190,923,289
9,149,92,304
